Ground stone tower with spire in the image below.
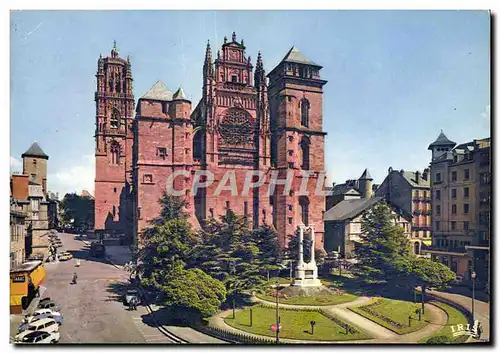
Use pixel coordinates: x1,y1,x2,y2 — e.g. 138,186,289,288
358,168,373,199
94,41,135,240
22,141,49,196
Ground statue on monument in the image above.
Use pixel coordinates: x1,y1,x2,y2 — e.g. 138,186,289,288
292,223,322,287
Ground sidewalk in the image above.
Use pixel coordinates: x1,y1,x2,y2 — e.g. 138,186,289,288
105,245,133,267
427,289,490,342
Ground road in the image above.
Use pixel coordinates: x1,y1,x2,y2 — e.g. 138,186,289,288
12,232,175,344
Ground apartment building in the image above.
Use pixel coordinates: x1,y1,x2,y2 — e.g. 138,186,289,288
376,168,432,256
423,131,491,284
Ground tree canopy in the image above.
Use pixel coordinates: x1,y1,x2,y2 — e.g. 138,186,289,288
59,193,94,230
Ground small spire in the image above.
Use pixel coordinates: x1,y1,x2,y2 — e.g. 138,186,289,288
241,38,244,46
224,36,227,44
99,53,102,59
217,50,221,59
232,31,236,42
248,55,251,64
113,40,117,50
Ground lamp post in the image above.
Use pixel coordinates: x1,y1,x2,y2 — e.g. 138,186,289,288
471,271,476,322
275,278,280,344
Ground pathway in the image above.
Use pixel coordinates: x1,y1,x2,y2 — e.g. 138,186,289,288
426,289,490,342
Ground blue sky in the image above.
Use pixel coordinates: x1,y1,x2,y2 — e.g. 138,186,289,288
10,10,490,196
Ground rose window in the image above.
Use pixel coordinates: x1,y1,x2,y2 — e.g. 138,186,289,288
218,108,253,145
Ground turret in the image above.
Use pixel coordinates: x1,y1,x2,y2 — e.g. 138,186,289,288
358,168,373,199
428,130,456,160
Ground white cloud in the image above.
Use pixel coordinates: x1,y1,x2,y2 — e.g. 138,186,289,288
48,154,95,197
10,156,22,173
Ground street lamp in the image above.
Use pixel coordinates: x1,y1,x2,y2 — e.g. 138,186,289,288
275,278,280,344
471,271,476,322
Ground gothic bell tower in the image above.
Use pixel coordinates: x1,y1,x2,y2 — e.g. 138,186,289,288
94,41,135,239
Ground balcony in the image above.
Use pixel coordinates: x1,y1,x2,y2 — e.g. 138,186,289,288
412,226,431,231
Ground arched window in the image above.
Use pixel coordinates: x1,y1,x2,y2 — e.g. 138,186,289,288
299,196,309,226
300,137,310,170
193,130,203,159
300,98,310,127
110,141,120,165
110,108,120,129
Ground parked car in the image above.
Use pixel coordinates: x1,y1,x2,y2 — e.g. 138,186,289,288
38,297,51,304
90,242,106,257
19,314,63,332
23,309,62,324
15,318,60,341
58,252,73,261
125,289,140,305
15,331,60,344
451,275,464,285
37,301,60,312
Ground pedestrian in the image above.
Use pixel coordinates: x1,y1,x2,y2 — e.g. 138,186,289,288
477,323,483,340
72,272,78,284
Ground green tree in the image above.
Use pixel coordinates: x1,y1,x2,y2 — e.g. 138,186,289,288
139,218,197,284
59,193,94,230
252,225,283,278
151,191,189,225
354,201,413,282
187,211,264,299
409,257,455,313
156,261,226,318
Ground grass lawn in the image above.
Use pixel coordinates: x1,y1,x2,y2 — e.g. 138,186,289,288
224,306,370,341
350,298,432,335
268,277,293,284
256,292,357,306
418,301,470,344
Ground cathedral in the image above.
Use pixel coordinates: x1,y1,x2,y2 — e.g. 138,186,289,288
93,33,328,249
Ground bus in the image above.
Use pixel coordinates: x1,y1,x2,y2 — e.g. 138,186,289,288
10,261,46,314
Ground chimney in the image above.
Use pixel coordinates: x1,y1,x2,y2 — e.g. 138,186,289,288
422,168,429,181
415,171,420,184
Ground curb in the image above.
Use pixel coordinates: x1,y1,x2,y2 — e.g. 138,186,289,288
135,286,188,344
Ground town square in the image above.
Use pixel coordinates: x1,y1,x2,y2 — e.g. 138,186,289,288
9,9,490,345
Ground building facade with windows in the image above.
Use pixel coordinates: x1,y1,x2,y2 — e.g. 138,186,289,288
94,35,328,248
375,167,432,256
423,132,491,283
10,207,27,269
323,196,412,258
11,142,50,258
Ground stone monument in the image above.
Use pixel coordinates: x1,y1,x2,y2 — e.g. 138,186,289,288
292,224,322,287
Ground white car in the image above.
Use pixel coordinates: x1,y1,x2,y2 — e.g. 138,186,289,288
15,318,59,342
23,309,61,324
15,331,60,344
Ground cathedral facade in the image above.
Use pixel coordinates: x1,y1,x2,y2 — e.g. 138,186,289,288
94,33,328,249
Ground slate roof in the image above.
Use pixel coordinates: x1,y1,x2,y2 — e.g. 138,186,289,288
22,142,48,159
428,130,456,149
141,80,173,101
331,183,360,196
401,171,430,188
323,197,383,222
359,168,373,180
173,87,188,100
280,46,320,67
